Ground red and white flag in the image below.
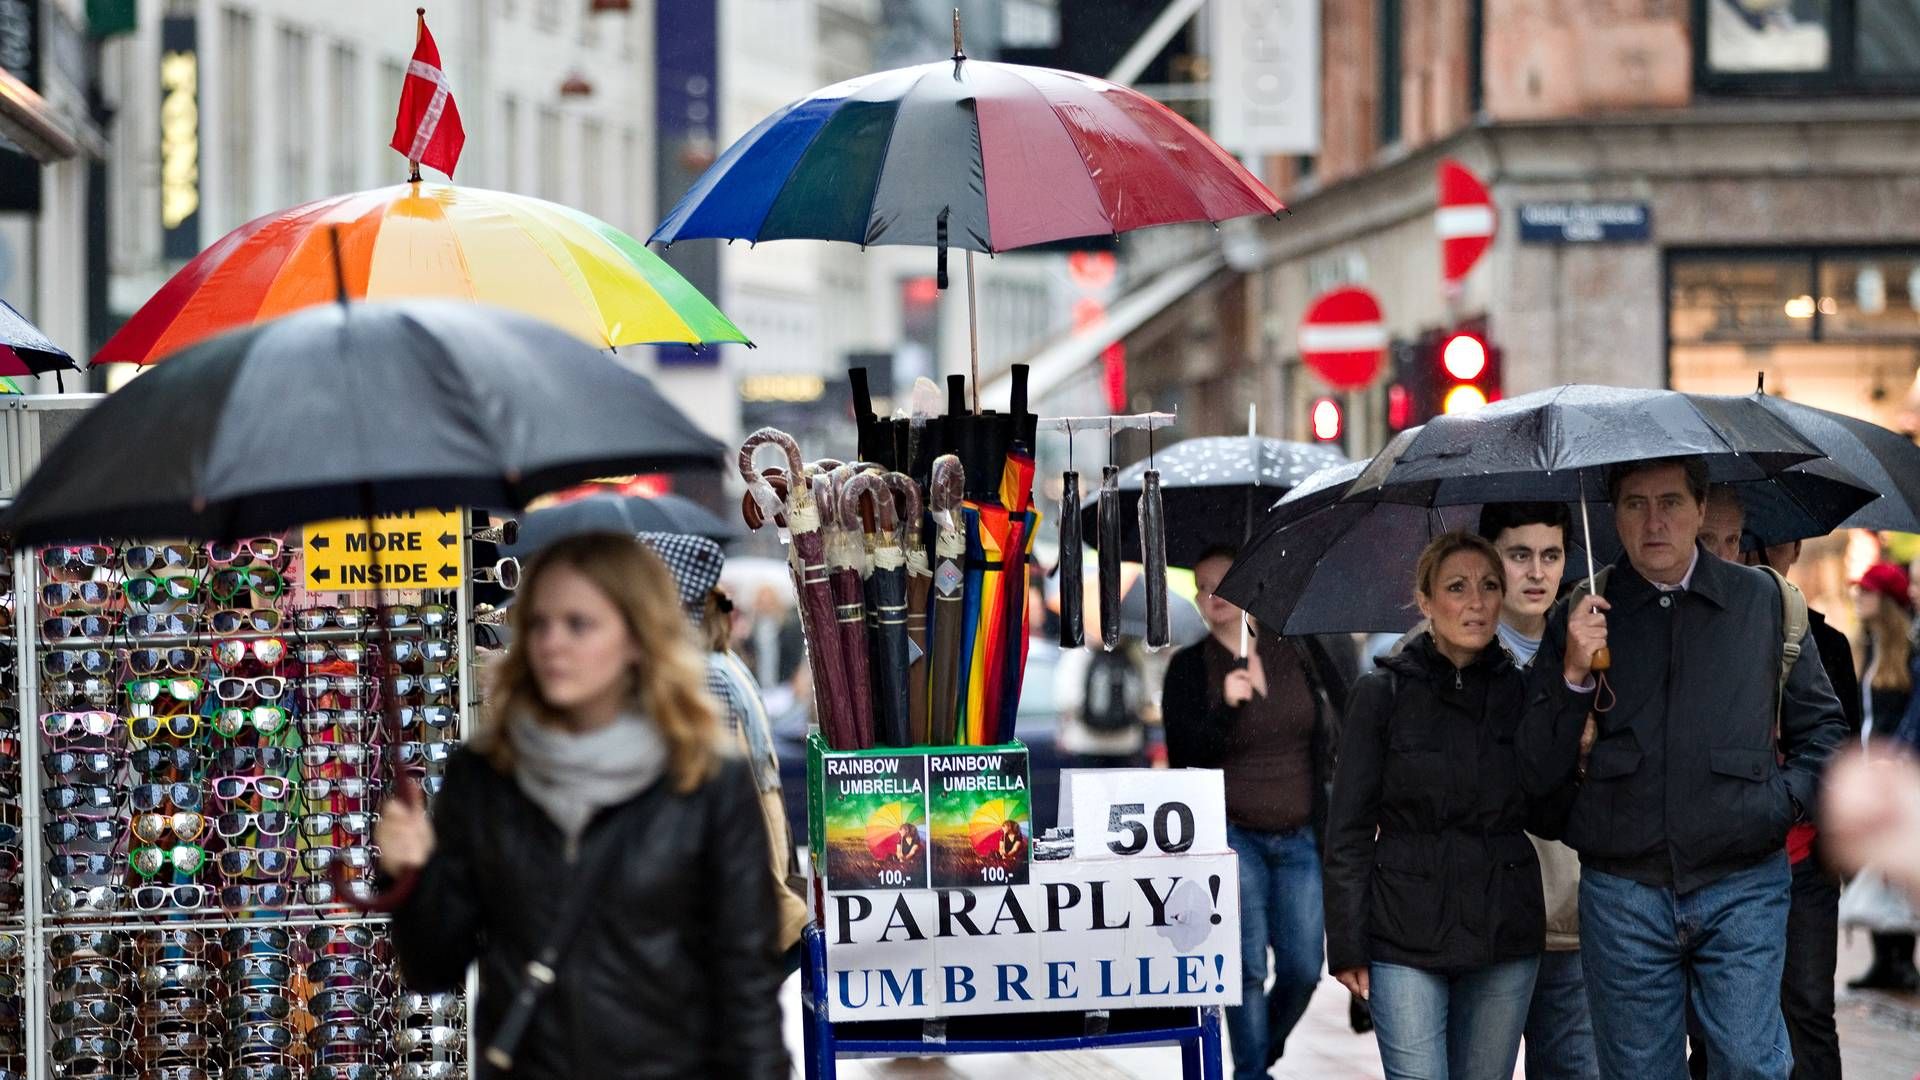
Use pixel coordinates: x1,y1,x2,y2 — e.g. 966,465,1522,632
389,9,465,179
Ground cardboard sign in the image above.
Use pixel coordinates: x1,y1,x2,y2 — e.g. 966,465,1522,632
927,750,1031,889
1064,768,1229,863
301,509,464,592
817,754,930,891
823,852,1241,1020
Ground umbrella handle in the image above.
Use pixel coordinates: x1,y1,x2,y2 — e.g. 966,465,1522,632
1591,646,1611,672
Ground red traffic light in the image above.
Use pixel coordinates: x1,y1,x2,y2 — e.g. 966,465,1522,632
1442,333,1487,380
1311,397,1342,442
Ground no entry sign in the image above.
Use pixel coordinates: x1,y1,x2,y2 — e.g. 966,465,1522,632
1436,159,1495,288
1297,286,1387,390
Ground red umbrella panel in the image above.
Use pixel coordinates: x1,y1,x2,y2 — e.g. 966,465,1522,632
826,466,876,749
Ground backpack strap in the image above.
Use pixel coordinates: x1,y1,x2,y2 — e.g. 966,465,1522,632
1754,564,1810,732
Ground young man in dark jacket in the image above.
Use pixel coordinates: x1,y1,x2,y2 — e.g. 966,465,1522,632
1165,545,1347,1079
1519,458,1848,1080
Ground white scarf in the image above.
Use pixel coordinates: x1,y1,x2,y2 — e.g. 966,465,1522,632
510,710,666,854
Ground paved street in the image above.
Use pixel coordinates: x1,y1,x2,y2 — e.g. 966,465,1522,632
783,931,1920,1078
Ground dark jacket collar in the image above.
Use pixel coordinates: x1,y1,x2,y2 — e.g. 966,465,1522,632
1610,541,1732,612
1377,630,1513,683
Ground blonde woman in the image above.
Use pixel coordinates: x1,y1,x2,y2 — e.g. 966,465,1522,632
1847,562,1918,993
375,532,787,1079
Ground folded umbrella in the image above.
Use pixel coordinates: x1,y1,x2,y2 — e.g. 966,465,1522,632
828,466,878,749
990,444,1038,744
926,456,967,745
886,473,933,745
852,473,912,747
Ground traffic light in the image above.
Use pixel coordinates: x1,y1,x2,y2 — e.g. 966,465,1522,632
1311,397,1343,442
1437,327,1500,415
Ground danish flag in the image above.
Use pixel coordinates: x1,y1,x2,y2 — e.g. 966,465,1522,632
389,8,465,180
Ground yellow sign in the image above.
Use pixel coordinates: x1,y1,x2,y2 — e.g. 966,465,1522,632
302,509,465,592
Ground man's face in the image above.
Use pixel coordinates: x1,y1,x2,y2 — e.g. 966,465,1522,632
1192,554,1243,635
1614,464,1705,582
1491,523,1566,622
1698,497,1745,562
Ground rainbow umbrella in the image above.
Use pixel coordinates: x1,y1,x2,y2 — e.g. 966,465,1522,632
98,182,749,365
990,445,1038,744
865,802,919,860
968,799,1015,857
0,377,23,394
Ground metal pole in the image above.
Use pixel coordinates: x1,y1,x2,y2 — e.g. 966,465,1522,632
1240,403,1253,660
16,545,44,1080
966,250,981,414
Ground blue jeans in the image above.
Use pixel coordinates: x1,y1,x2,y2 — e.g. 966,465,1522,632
1370,956,1540,1080
1581,855,1793,1080
1525,949,1599,1079
1224,823,1323,1080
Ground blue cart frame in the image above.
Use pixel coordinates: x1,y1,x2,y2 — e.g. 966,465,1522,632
800,925,1225,1079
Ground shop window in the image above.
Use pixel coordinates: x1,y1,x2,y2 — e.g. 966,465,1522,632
1669,254,1816,346
1817,255,1920,337
1377,0,1401,147
1697,0,1920,91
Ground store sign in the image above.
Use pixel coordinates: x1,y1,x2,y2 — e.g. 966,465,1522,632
1518,201,1652,245
1064,768,1228,864
301,509,464,591
1209,0,1319,154
928,750,1031,888
824,852,1241,1020
159,16,200,260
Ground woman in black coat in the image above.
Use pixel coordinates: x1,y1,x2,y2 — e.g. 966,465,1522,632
1322,531,1554,1080
375,532,788,1079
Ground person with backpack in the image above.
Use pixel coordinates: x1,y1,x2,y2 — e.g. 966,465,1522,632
1055,629,1151,769
1518,457,1847,1080
1164,545,1345,1079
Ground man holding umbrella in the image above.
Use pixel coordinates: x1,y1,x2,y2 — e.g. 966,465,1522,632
1519,457,1847,1079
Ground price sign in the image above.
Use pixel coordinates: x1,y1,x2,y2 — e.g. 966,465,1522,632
1064,769,1228,863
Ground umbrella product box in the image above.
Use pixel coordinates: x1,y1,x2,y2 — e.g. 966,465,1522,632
807,733,1030,893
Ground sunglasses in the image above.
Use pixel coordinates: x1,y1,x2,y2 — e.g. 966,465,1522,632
123,543,202,572
49,930,126,963
473,556,521,590
40,545,118,572
49,851,122,877
306,923,383,950
232,1067,298,1080
294,641,367,665
394,741,453,767
219,882,294,909
129,746,198,775
302,776,378,800
128,646,206,676
213,705,291,738
294,606,372,631
44,749,120,779
51,1033,124,1065
42,648,120,676
231,1022,297,1051
222,990,297,1022
303,878,376,907
213,774,293,801
129,882,209,911
314,1021,383,1048
135,926,218,953
125,611,197,636
299,674,370,697
127,712,200,742
40,580,115,607
300,811,376,836
142,1067,217,1080
50,885,123,913
39,708,120,739
301,744,378,769
46,677,115,705
215,638,287,668
385,638,453,664
217,847,295,877
309,987,381,1017
210,567,287,601
213,811,294,839
382,604,450,628
122,575,201,605
131,844,207,878
300,845,376,872
397,704,456,729
136,959,217,992
51,963,125,993
50,997,128,1028
209,537,285,564
125,676,205,703
210,607,282,634
129,782,202,811
132,811,206,844
215,675,289,701
44,784,118,812
215,745,294,771
399,991,467,1022
43,612,118,640
390,673,455,697
135,1031,220,1058
301,708,373,733
395,1024,464,1053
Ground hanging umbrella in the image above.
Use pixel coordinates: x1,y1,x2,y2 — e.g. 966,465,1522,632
97,182,749,366
739,431,857,750
1077,436,1349,568
926,456,968,746
827,467,877,749
501,492,741,558
0,298,80,376
849,473,912,747
1749,390,1920,534
1,300,728,543
648,20,1281,411
885,473,933,745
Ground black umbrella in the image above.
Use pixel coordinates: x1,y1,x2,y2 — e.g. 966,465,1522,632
1751,392,1920,534
0,297,81,375
1076,435,1347,568
1117,574,1206,649
1,299,727,543
501,492,741,559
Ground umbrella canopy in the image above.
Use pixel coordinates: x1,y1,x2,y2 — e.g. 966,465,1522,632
1076,436,1348,567
1751,393,1920,534
649,57,1282,254
0,298,79,375
501,492,741,558
2,300,727,543
1117,573,1207,649
98,182,749,366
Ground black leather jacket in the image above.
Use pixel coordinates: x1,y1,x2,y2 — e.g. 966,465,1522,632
392,747,788,1080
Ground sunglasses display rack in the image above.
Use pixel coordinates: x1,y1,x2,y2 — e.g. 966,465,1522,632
13,534,483,1080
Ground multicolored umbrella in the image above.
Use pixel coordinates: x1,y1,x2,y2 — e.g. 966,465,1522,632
0,298,80,375
958,444,1038,746
968,799,1015,857
865,802,919,860
926,456,967,746
989,444,1038,744
100,182,749,365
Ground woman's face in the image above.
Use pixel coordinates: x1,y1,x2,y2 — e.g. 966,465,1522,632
1418,551,1504,656
523,565,642,716
1855,587,1883,623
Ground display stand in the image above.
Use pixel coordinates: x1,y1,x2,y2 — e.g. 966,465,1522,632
799,925,1225,1079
